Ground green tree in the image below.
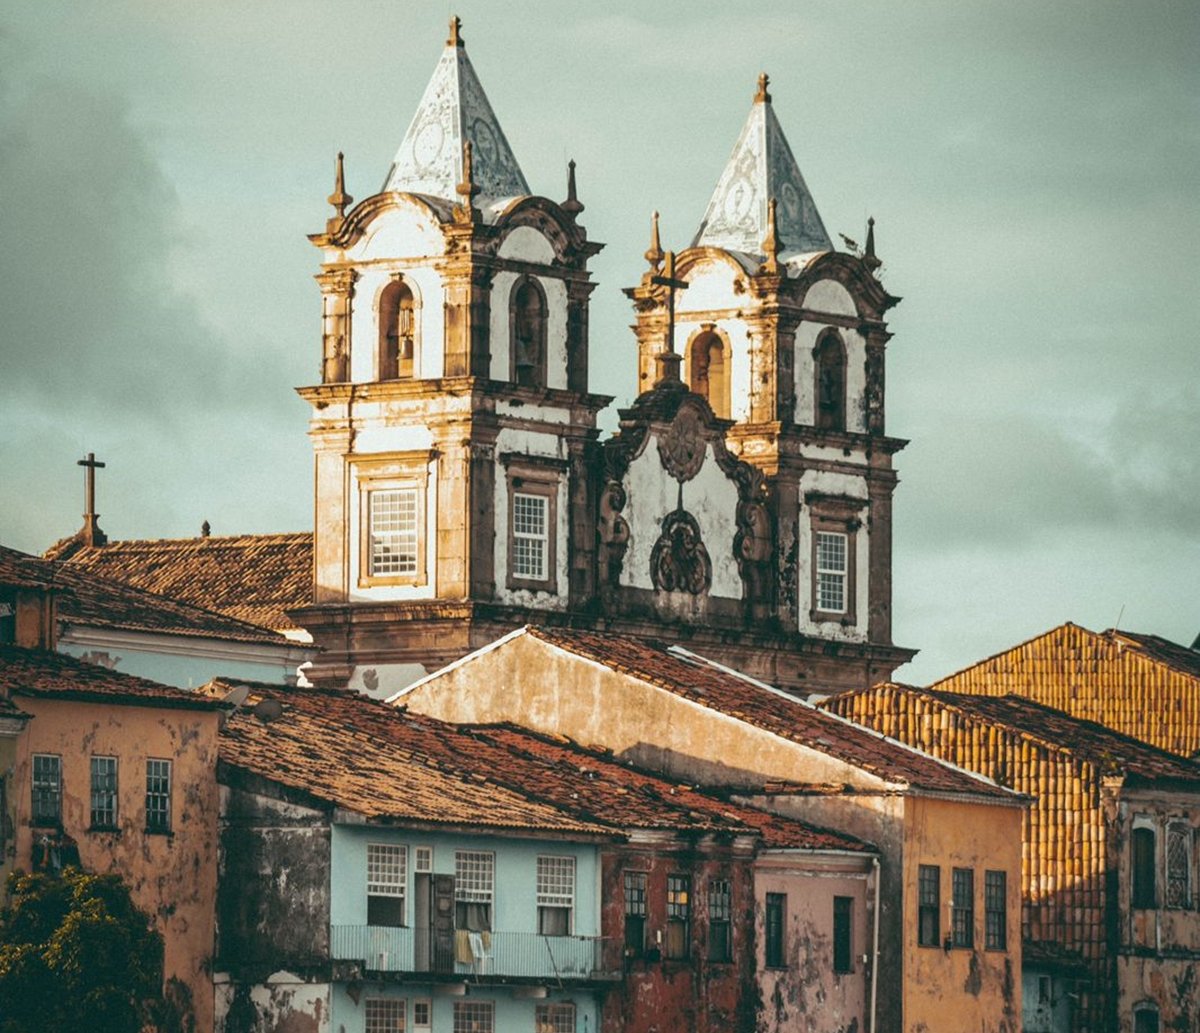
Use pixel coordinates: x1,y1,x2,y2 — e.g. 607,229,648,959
0,867,163,1033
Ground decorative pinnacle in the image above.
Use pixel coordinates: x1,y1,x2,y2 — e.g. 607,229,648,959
755,72,771,104
448,15,463,47
454,140,480,224
562,158,584,217
760,197,782,274
644,210,664,270
864,216,882,272
327,151,352,218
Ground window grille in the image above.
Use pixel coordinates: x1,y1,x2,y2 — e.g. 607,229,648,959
452,1001,493,1033
412,1000,431,1031
32,754,61,826
951,867,974,948
512,493,549,581
145,759,171,832
369,488,419,577
455,851,494,932
368,844,406,926
624,870,647,954
1166,825,1191,908
534,1003,575,1033
537,856,574,935
815,531,847,612
984,870,1007,949
707,879,732,962
365,998,405,1033
414,846,433,873
918,865,940,946
90,756,118,828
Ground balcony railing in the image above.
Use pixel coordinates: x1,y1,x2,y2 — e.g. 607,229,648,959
330,925,613,981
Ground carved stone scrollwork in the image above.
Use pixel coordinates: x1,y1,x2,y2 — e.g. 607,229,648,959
779,520,799,619
657,406,707,483
650,509,712,595
599,480,630,586
864,345,885,434
734,499,773,603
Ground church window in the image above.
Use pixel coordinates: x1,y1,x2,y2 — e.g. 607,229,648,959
813,331,847,432
355,452,432,589
367,843,407,927
504,460,561,594
510,277,547,388
368,489,420,578
1132,825,1157,908
688,329,730,419
379,279,417,381
807,494,864,625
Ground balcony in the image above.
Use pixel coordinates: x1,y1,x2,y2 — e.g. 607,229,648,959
330,925,616,982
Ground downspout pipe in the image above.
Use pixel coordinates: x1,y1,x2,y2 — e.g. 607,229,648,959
869,855,881,1033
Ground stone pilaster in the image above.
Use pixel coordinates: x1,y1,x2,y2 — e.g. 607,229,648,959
316,268,356,384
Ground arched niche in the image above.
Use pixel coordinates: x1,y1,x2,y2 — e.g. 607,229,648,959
510,276,548,388
378,278,418,381
687,327,731,419
813,329,847,432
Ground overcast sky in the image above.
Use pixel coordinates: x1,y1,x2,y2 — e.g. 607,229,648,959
1,1,1196,683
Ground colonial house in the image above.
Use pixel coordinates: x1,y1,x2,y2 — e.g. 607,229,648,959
931,622,1200,760
48,16,913,702
1,543,311,687
208,676,880,1033
823,683,1200,1033
394,625,1027,1033
0,635,222,1031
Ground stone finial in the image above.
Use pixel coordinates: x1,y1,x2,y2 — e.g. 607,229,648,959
755,72,771,104
448,15,463,47
644,210,664,270
326,152,352,233
454,140,480,223
201,520,211,538
760,197,783,274
562,158,584,217
864,216,882,272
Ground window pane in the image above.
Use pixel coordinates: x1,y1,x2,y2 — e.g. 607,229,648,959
833,896,853,973
624,871,647,953
512,493,548,581
455,851,494,932
453,1001,493,1033
90,756,118,828
535,1003,575,1033
985,870,1007,950
918,864,940,947
146,759,172,832
708,879,732,962
765,892,786,968
365,998,405,1033
1132,827,1157,908
368,844,407,927
1166,826,1191,909
666,875,690,959
952,868,974,948
369,488,419,576
815,532,847,612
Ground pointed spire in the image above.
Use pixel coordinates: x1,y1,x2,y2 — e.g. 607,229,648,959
382,25,529,203
760,198,782,274
326,151,352,232
644,210,664,270
562,159,584,217
692,82,831,258
863,216,882,272
454,140,480,223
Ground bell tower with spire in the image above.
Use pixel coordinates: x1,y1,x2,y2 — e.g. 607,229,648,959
626,73,911,682
296,18,609,690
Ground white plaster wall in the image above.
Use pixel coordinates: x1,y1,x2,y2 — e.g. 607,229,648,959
348,203,445,262
794,316,867,431
348,660,430,699
352,421,435,457
802,278,857,317
349,264,444,383
488,270,569,390
497,225,556,263
214,975,331,1033
346,455,438,602
494,397,573,426
619,441,742,599
492,427,570,611
678,316,752,422
795,470,869,642
682,259,741,310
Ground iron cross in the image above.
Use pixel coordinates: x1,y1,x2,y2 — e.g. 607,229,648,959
651,250,689,356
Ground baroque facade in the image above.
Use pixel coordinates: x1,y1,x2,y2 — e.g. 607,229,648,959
294,19,913,699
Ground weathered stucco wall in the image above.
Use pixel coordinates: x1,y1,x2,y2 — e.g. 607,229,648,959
13,697,220,1033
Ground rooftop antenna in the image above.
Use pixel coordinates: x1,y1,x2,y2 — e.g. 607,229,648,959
218,683,250,730
1114,604,1125,631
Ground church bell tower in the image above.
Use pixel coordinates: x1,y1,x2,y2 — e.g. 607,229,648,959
296,18,609,690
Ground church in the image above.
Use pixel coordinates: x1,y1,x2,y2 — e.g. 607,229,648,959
55,16,913,700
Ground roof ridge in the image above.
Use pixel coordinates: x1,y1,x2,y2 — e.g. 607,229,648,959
930,621,1092,686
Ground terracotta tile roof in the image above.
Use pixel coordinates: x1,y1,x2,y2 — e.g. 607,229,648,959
206,678,871,851
0,544,289,646
931,622,1200,758
825,683,1200,788
44,532,312,634
523,627,1014,801
0,646,221,710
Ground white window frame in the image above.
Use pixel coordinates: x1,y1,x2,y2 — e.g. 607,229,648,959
412,999,431,1031
512,492,550,582
414,846,433,873
368,843,407,926
365,997,406,1033
355,452,433,589
455,850,494,905
536,855,575,936
814,530,848,613
367,487,421,580
502,458,563,594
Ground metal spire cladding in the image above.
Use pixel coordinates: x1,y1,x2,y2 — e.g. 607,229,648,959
381,17,530,204
692,73,832,259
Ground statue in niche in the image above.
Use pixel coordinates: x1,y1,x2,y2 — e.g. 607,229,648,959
735,499,773,603
650,509,712,595
599,481,631,586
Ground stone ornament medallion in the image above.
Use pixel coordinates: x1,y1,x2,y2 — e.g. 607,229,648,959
657,407,707,483
650,509,712,595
